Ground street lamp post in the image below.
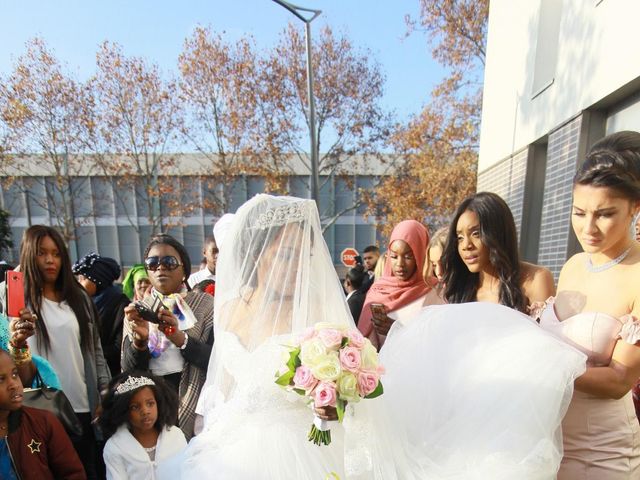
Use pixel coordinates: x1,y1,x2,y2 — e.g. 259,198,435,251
271,0,322,204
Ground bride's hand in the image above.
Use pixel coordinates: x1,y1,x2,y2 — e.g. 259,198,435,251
314,404,346,421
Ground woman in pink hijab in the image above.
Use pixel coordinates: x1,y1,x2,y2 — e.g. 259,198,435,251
358,220,443,349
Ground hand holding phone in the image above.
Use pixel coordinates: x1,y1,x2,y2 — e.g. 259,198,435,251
370,303,395,336
6,270,25,318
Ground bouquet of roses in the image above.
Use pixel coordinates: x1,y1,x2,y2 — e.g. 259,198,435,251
275,323,384,446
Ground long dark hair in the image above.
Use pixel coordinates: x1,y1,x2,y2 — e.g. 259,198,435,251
99,370,179,440
19,225,91,353
575,130,640,201
442,192,527,312
143,234,192,291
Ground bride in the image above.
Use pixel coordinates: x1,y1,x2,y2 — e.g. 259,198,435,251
179,194,352,479
169,194,587,480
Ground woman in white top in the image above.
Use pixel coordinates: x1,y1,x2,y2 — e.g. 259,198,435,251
17,225,110,479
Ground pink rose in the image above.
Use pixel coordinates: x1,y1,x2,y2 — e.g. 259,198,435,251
357,371,379,397
346,328,365,349
314,381,338,408
339,346,362,373
296,327,316,344
293,366,318,392
318,329,344,350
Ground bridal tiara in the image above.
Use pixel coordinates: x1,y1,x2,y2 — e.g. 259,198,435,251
115,376,156,395
254,202,307,230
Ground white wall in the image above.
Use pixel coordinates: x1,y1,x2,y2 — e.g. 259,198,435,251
479,0,640,171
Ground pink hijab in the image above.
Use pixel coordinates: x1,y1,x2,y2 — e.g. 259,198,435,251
358,220,435,349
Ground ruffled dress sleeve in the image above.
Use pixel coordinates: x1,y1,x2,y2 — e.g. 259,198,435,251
618,314,640,345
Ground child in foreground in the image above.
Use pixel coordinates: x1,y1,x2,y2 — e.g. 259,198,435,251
100,371,186,480
0,348,85,479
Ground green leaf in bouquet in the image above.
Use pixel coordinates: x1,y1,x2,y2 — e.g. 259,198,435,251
286,347,301,371
340,337,349,348
275,370,295,387
364,381,384,399
336,398,345,423
293,388,306,396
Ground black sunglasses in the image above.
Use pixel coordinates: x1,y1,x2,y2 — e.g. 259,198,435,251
144,255,183,271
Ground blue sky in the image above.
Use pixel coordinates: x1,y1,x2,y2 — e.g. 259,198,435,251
0,0,447,121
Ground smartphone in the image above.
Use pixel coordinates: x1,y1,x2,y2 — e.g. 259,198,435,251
134,295,166,324
370,303,387,320
6,270,25,318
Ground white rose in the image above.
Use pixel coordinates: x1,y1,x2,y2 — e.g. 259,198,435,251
337,372,360,403
361,341,379,370
300,338,327,368
311,352,342,382
314,322,347,332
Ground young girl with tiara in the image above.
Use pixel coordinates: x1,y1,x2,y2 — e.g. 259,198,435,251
100,371,186,479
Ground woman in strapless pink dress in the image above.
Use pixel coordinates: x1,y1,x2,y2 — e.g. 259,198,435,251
536,131,640,479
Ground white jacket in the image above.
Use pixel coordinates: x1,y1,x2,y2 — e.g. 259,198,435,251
104,425,187,480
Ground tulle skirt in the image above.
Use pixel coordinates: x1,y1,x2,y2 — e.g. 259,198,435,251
162,302,586,480
345,302,587,480
168,399,345,480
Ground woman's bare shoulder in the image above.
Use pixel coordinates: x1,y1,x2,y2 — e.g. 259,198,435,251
520,262,555,303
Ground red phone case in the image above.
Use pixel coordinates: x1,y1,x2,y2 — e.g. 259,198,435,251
6,270,25,318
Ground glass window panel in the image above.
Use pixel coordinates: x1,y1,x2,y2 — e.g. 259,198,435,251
45,177,66,219
334,224,355,263
335,177,354,215
247,177,265,197
229,177,247,212
356,224,376,252
75,226,97,259
95,226,120,261
318,176,333,219
119,225,141,266
137,225,153,260
71,177,93,218
135,178,151,218
290,176,309,199
183,225,205,270
356,176,374,214
114,179,136,218
2,180,26,218
92,178,114,217
181,177,201,217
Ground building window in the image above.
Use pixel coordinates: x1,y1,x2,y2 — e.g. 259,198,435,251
531,0,563,98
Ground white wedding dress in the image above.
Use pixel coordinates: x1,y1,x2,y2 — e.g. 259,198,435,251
181,331,346,479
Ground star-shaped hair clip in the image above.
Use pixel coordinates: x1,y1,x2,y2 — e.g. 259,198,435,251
27,439,41,454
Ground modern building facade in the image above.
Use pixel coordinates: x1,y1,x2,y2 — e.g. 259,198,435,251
478,0,640,278
0,153,385,268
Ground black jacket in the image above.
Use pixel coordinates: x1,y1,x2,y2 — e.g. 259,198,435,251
347,290,366,326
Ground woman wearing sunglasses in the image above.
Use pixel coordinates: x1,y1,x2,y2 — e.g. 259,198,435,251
121,234,214,440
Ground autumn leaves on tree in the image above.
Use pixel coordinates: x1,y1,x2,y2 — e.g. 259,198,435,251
368,0,488,236
0,1,488,239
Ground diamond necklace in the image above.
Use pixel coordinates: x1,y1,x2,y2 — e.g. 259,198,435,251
585,246,633,273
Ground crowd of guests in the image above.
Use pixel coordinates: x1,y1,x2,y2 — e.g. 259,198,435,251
0,130,638,478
